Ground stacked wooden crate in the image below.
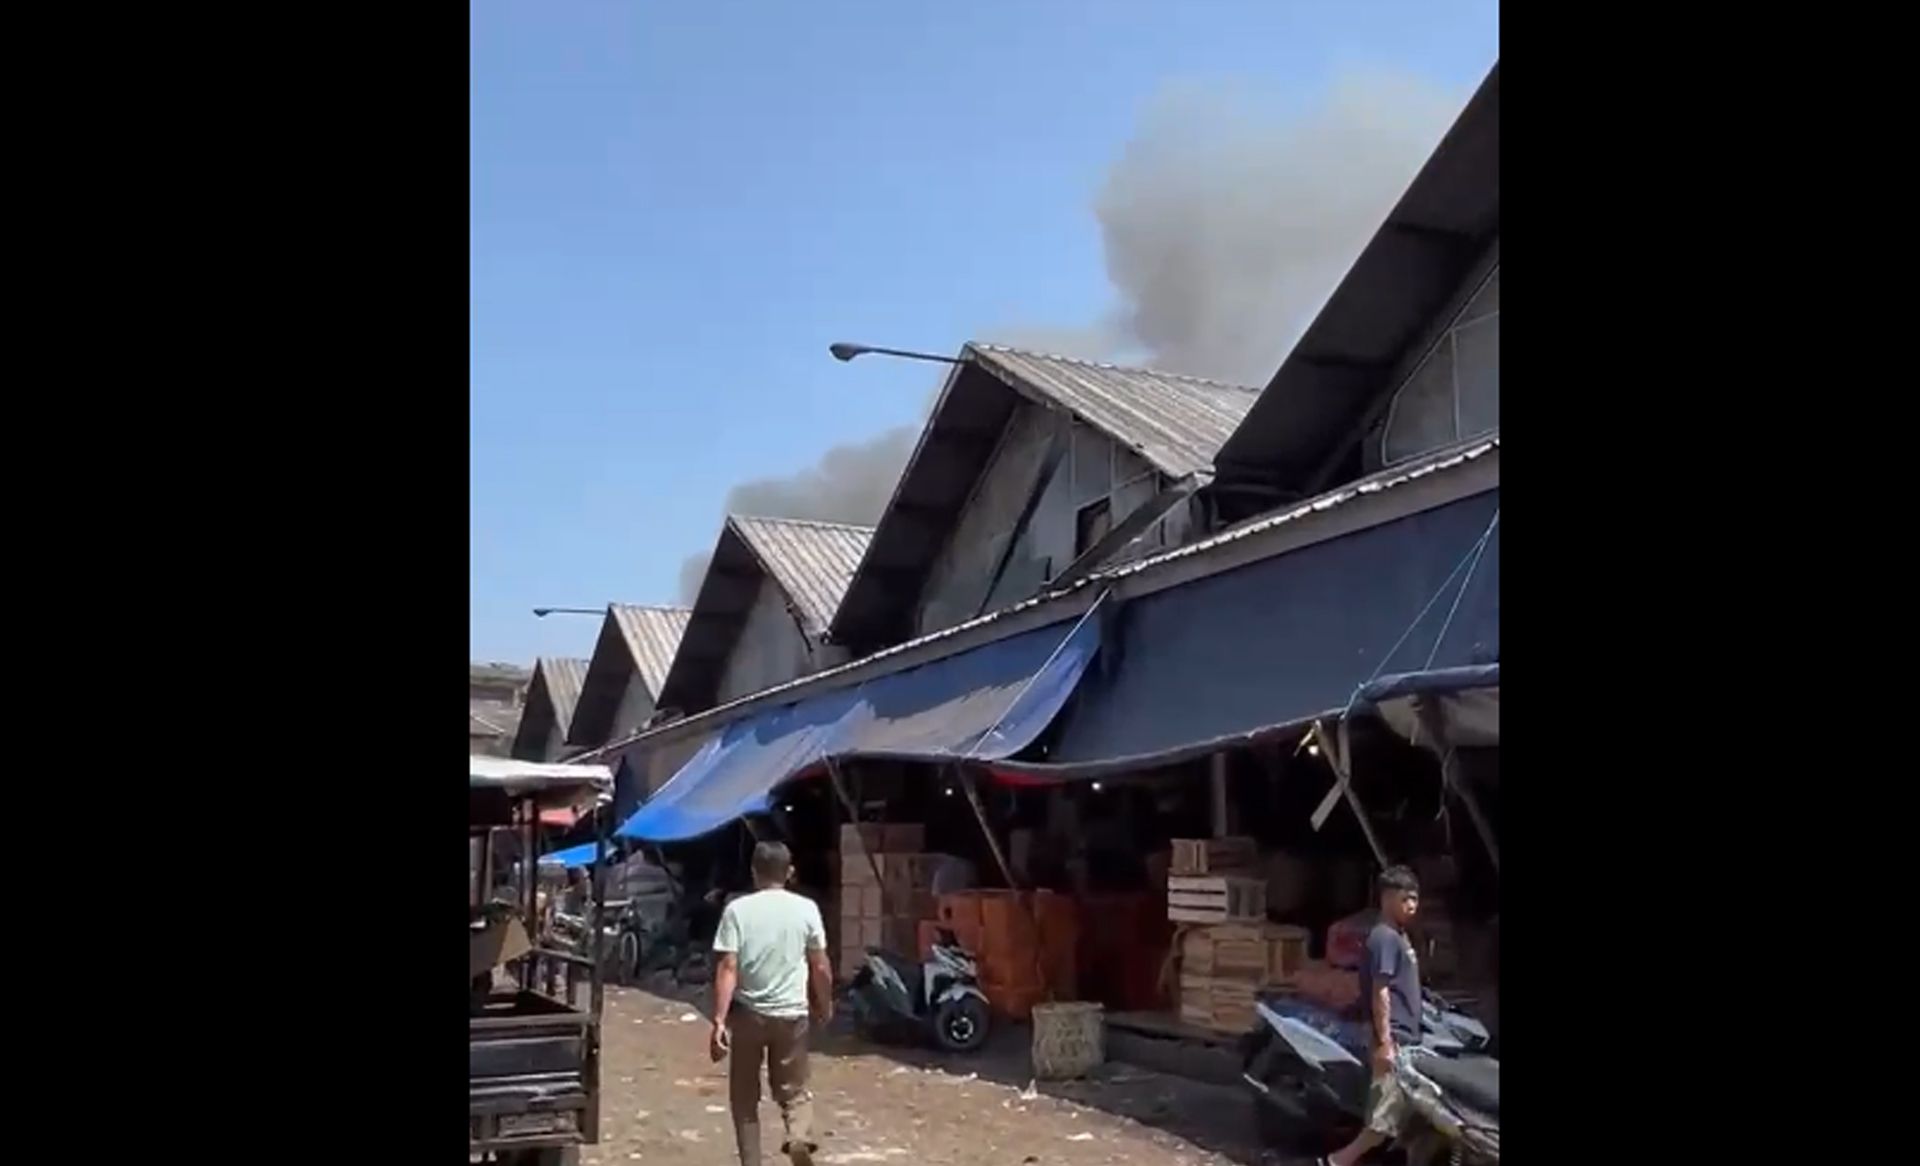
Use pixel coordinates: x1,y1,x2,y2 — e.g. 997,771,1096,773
834,823,936,974
1166,836,1266,925
1176,921,1310,1033
1166,838,1307,1033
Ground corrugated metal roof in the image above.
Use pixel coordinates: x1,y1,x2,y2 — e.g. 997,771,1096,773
1210,63,1497,508
536,656,589,733
729,515,874,634
968,344,1261,479
511,657,591,761
611,605,692,698
583,436,1495,766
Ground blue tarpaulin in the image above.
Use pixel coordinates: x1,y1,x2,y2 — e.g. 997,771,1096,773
614,614,1102,843
1353,663,1499,748
1032,491,1499,772
538,842,604,869
1353,663,1499,706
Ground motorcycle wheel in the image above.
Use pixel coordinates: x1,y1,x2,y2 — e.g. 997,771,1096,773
617,931,641,983
931,996,989,1053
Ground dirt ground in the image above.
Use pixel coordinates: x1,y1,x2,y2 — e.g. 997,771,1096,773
584,981,1276,1165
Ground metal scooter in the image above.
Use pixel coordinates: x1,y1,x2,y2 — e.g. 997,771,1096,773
1241,989,1499,1164
844,928,992,1053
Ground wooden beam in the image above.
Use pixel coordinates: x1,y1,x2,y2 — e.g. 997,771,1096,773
1209,753,1231,838
1411,696,1500,875
1307,720,1388,868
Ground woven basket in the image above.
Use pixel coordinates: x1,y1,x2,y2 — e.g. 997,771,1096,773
1030,1001,1104,1080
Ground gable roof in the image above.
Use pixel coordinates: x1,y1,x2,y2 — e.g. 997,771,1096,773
566,604,692,748
1209,62,1499,509
655,515,874,715
730,515,872,634
509,656,589,760
969,346,1260,479
612,604,692,698
828,343,1261,651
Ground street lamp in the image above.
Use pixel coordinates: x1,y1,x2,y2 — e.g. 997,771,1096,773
828,341,964,366
532,607,604,618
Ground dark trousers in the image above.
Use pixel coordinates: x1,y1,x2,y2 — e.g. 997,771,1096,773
727,1006,815,1165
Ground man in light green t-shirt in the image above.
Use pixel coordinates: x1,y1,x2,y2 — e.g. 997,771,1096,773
711,842,832,1166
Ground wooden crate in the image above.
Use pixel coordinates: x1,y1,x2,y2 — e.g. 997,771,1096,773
1182,922,1311,983
1177,972,1259,1034
839,884,884,920
839,853,880,887
1167,876,1267,924
1177,972,1216,1028
1170,837,1258,877
840,823,886,854
1267,925,1311,984
840,917,883,949
882,823,925,853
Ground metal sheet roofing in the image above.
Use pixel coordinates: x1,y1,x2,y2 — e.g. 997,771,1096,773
538,657,589,730
655,515,875,715
969,345,1261,479
567,604,692,748
612,605,693,699
829,345,1260,651
728,515,873,635
1210,62,1498,511
584,436,1496,768
510,657,590,760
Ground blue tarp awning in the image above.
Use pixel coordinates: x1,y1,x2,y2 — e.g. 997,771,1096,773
1353,663,1499,749
1352,663,1499,706
614,615,1102,843
538,842,605,869
990,491,1500,779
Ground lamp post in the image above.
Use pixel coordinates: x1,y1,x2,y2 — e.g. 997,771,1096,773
827,341,963,366
532,607,603,618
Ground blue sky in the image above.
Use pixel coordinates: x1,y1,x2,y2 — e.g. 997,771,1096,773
470,0,1499,664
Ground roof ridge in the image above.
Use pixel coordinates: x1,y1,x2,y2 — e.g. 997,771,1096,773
609,602,692,614
968,342,1263,393
728,513,877,534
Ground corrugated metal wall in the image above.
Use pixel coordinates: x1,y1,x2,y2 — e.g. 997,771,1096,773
914,401,1191,636
608,674,658,741
716,575,819,706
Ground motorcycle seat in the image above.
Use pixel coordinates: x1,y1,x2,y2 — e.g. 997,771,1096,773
1412,1053,1499,1119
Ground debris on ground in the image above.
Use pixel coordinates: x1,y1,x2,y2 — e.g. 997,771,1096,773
590,983,1265,1164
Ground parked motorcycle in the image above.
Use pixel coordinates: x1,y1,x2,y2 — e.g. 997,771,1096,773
844,929,991,1053
1240,989,1499,1164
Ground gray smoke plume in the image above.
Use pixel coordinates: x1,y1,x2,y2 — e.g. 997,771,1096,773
676,425,918,601
1092,71,1463,384
676,71,1462,600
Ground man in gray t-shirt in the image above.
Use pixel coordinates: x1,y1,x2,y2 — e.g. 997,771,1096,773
1324,865,1422,1166
711,842,832,1166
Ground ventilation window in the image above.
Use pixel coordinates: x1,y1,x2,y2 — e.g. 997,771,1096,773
1382,265,1499,464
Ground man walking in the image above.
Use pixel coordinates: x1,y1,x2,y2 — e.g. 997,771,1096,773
710,842,833,1166
1324,865,1423,1166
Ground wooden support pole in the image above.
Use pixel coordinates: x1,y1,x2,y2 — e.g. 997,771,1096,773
956,765,1053,1001
1209,752,1231,838
824,757,892,914
1411,696,1500,876
1307,719,1390,869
